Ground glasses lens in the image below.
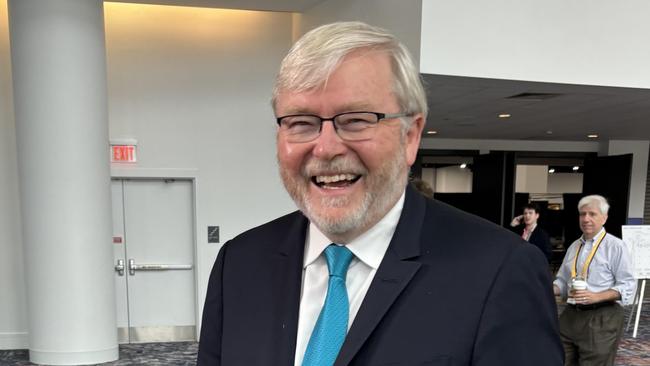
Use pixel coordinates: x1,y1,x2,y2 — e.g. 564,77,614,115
335,112,379,141
279,115,321,142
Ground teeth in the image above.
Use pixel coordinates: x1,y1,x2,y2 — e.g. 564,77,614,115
315,174,357,184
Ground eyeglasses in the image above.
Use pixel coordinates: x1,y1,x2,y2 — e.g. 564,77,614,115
276,111,411,143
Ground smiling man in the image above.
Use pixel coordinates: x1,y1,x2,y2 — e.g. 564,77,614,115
198,22,563,366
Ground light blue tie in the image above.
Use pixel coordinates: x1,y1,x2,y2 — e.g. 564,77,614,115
302,244,354,366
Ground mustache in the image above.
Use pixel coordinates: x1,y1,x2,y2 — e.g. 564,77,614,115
302,157,367,177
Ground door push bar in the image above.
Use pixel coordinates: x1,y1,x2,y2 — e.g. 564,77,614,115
128,259,193,275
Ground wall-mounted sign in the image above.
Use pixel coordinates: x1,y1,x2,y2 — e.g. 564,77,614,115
208,226,219,243
111,145,136,163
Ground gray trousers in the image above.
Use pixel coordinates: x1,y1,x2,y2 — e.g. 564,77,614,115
559,303,624,366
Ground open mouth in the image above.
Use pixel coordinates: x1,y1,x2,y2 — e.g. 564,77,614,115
311,173,362,189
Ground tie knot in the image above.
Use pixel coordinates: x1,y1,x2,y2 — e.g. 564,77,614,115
324,244,353,279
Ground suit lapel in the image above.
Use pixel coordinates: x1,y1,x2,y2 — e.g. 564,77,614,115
271,212,309,366
335,187,426,366
530,227,539,242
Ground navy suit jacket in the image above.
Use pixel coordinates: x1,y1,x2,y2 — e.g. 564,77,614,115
198,187,563,365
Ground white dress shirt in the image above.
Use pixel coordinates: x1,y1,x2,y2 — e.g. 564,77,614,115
293,192,405,366
554,228,637,305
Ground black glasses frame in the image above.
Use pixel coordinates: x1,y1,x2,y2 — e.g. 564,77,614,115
275,111,411,130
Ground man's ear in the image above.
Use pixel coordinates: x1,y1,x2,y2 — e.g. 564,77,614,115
405,113,425,166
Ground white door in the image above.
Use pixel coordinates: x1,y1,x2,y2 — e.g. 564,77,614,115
112,178,196,343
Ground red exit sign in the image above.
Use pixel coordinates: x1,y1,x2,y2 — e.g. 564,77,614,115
111,145,137,163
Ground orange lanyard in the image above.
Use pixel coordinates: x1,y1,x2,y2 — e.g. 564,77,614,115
571,230,606,280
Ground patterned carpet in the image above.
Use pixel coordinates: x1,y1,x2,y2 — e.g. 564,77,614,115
1,306,649,365
616,304,650,366
0,342,198,366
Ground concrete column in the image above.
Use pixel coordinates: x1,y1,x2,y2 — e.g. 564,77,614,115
8,0,117,364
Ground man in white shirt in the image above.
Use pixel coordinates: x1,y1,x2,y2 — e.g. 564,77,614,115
198,21,562,366
554,195,636,366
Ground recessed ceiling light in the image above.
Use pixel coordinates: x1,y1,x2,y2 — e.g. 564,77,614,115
426,130,438,135
546,130,553,135
460,163,467,169
587,134,599,139
498,113,511,118
572,166,580,171
548,168,555,174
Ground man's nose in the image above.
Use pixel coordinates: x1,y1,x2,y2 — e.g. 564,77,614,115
312,121,347,159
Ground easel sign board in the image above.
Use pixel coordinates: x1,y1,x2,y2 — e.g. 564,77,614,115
622,225,650,279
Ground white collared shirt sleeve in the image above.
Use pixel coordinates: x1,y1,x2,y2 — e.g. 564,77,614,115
609,237,637,305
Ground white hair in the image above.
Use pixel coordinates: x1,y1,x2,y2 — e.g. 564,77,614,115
578,195,610,215
271,21,428,129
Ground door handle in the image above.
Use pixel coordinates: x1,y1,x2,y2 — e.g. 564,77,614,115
115,259,125,276
128,258,192,275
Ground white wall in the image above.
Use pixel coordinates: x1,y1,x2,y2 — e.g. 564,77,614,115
435,165,472,193
420,0,650,89
0,0,28,349
547,173,583,194
515,165,548,193
605,140,650,219
421,167,435,190
516,166,584,194
103,3,297,328
297,0,422,66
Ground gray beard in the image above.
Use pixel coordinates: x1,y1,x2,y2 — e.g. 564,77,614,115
279,145,408,242
303,187,373,236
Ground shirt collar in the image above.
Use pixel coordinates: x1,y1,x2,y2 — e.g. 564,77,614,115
581,227,606,244
304,190,406,269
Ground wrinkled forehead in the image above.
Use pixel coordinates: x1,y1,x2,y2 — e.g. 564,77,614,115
579,204,604,215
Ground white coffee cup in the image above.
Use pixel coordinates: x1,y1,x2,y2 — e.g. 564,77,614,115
572,279,587,291
567,278,588,304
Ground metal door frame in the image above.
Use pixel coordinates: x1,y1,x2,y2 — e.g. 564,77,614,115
111,167,200,341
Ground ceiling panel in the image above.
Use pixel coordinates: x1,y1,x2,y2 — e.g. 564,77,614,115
423,74,650,141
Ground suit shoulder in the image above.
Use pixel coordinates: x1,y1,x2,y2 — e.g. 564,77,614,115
230,210,306,243
421,198,548,265
426,199,522,247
